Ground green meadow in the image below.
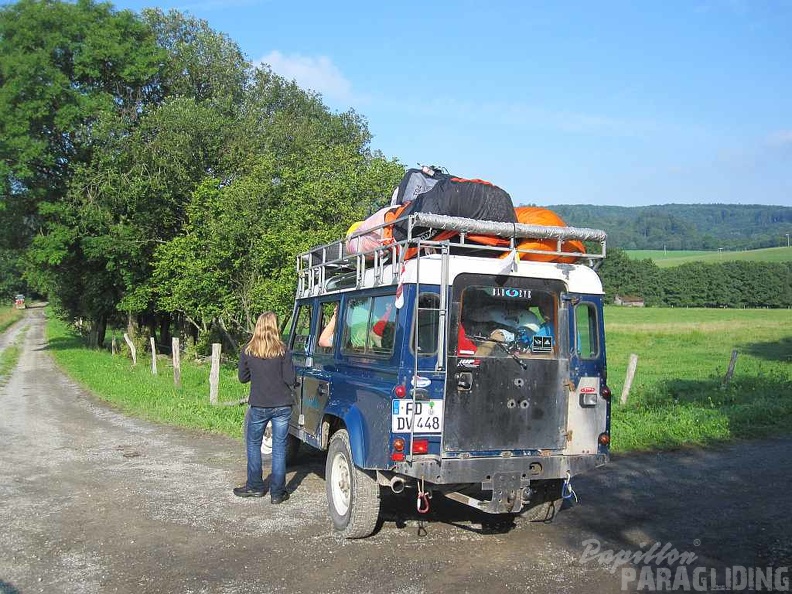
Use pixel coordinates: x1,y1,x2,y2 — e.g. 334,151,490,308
625,246,792,268
24,307,792,453
606,307,791,451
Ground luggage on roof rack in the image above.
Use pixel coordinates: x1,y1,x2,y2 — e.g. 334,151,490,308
297,212,607,297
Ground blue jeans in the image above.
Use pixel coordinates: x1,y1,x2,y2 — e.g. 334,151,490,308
245,405,292,495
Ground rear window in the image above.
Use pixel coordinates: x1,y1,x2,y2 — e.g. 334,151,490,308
457,286,557,358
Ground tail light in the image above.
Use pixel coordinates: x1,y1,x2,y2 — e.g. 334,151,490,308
391,437,406,462
394,384,407,398
412,439,429,455
598,432,610,447
601,385,612,401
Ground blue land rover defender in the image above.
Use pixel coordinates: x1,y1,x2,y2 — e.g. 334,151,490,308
282,213,611,538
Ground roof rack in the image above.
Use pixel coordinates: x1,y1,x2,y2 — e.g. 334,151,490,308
296,213,607,297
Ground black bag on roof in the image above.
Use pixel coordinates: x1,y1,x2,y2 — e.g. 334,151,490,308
391,166,452,206
391,175,516,241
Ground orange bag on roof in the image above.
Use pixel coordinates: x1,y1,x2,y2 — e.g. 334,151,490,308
509,207,586,263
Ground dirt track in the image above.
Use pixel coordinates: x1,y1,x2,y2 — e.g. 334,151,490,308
1,308,790,594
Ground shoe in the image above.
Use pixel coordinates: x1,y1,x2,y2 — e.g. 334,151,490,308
271,491,290,504
233,486,265,498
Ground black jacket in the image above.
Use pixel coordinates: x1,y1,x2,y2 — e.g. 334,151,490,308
238,349,296,408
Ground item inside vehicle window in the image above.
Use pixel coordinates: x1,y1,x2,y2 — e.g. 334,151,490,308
341,295,397,355
459,287,557,357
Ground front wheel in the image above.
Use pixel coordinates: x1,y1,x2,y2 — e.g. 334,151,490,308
262,426,301,464
326,429,380,539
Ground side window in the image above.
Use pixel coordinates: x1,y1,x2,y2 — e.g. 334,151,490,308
370,295,397,354
291,303,313,354
341,295,397,356
575,302,599,359
414,293,440,356
343,298,372,353
316,301,340,354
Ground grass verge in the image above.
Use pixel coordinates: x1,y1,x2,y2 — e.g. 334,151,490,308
46,314,247,438
0,327,27,385
0,306,23,333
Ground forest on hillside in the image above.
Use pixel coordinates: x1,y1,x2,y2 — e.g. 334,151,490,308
547,204,792,250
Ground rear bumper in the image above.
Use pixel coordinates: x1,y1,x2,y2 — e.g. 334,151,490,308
392,453,608,485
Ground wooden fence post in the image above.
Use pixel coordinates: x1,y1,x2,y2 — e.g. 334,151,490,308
150,337,157,375
722,350,738,387
123,333,136,366
111,335,117,356
172,337,181,388
209,342,221,405
620,354,639,405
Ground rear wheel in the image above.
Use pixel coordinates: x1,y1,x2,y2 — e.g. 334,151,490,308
326,429,380,538
522,479,564,522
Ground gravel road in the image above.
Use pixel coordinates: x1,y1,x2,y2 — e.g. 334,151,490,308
1,308,790,594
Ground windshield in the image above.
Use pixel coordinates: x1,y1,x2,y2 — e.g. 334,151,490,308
457,286,557,358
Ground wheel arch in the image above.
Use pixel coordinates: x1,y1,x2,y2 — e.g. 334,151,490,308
323,405,367,466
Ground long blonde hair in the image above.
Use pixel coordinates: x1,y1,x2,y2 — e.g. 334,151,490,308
245,312,286,359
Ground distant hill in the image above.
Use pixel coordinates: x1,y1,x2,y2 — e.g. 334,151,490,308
540,204,792,250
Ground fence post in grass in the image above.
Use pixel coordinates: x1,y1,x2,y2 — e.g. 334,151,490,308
209,342,221,405
150,337,157,375
722,350,738,387
111,335,117,356
620,353,639,405
123,333,136,366
172,337,181,388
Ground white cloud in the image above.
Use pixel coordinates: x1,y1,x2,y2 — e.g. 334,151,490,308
258,51,354,104
767,130,792,148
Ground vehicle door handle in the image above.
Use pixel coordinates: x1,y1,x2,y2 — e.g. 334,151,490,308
317,385,328,397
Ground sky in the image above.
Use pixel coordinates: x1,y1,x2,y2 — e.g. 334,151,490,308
109,0,792,207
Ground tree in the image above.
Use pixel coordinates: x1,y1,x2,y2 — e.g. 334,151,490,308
0,0,164,260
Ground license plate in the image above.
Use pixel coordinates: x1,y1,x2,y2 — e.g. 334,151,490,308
391,400,443,433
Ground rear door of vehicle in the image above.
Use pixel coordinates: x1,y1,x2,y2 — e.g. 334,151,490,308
443,274,570,452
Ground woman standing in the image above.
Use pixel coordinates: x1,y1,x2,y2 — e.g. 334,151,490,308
235,312,296,504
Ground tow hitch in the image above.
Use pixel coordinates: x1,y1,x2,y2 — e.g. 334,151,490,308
444,472,527,514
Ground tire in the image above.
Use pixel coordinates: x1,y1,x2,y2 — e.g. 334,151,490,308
325,429,380,538
247,418,299,464
522,479,564,522
261,425,273,456
521,498,564,522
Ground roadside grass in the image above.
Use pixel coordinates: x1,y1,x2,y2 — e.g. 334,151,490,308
625,246,792,268
0,306,23,333
46,315,247,438
606,307,792,452
0,328,27,385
